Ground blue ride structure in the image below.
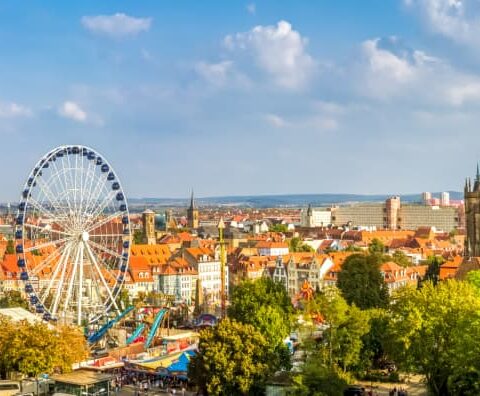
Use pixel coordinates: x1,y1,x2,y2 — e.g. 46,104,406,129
144,308,169,349
87,306,135,344
126,323,145,345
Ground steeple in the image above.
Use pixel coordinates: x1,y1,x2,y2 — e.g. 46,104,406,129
187,189,199,229
190,189,195,210
474,163,480,191
307,203,312,216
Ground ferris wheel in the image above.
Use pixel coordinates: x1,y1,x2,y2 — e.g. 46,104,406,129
14,145,131,325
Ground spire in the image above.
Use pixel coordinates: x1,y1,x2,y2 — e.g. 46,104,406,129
190,189,195,210
476,163,480,181
307,203,312,216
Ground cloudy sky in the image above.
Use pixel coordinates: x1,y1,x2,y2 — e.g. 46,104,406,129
1,0,479,200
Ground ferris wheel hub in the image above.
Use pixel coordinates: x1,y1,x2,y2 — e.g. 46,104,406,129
81,231,89,242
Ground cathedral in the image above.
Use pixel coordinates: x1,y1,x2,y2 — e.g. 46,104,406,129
465,165,480,257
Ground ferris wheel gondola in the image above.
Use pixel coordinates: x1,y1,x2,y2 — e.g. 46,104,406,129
14,145,131,325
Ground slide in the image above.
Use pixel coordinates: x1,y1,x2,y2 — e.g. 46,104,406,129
88,306,134,344
144,308,168,349
126,323,145,345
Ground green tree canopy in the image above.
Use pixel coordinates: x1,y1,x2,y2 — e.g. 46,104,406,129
5,239,14,255
289,237,314,253
188,319,274,396
385,280,480,395
368,238,385,255
466,270,480,293
228,277,292,326
337,254,389,309
391,250,411,268
423,255,445,286
313,288,370,371
0,290,29,309
0,316,88,378
269,224,288,233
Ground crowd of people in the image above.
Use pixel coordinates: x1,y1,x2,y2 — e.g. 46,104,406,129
110,368,189,395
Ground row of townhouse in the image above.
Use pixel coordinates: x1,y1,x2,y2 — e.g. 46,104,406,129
0,242,229,309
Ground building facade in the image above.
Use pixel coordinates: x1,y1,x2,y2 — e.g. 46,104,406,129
142,209,156,245
330,197,460,232
301,205,332,228
465,166,480,257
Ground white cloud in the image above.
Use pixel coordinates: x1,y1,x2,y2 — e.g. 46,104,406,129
446,80,480,105
224,20,315,89
58,101,87,122
264,113,288,128
405,0,480,46
195,61,234,86
355,35,480,107
0,102,32,118
357,37,442,99
246,3,256,15
81,13,152,38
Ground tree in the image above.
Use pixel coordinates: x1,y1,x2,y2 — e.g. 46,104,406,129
133,229,143,245
368,238,385,255
0,290,29,309
423,255,445,286
292,359,350,396
385,281,480,395
228,277,292,325
466,270,480,293
228,278,292,371
0,316,88,378
188,319,274,395
312,288,370,371
5,239,14,255
391,250,411,268
289,237,314,253
269,224,288,233
337,254,389,309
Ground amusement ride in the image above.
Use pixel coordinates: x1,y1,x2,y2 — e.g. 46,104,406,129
15,145,131,326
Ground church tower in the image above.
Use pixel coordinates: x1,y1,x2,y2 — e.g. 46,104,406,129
465,164,480,257
142,209,156,245
187,190,199,229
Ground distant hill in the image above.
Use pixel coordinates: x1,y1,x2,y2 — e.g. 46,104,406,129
128,191,464,209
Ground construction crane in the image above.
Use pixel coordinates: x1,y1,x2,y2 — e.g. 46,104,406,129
218,217,226,319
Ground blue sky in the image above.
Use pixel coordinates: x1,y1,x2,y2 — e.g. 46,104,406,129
1,0,480,200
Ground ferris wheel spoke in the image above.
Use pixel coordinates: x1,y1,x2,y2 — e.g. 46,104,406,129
88,239,124,261
77,243,84,325
35,176,70,221
89,234,125,239
27,198,70,227
57,155,74,216
84,173,109,219
41,243,71,309
84,242,120,314
81,158,99,222
30,242,67,276
24,223,72,238
24,237,70,253
63,245,82,316
85,210,123,234
83,183,115,229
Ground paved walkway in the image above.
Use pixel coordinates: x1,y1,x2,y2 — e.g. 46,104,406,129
358,375,427,396
119,384,195,396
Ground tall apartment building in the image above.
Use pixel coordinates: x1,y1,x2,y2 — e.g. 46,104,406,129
329,197,459,232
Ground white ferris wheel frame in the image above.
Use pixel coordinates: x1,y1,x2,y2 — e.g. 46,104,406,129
14,145,131,325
